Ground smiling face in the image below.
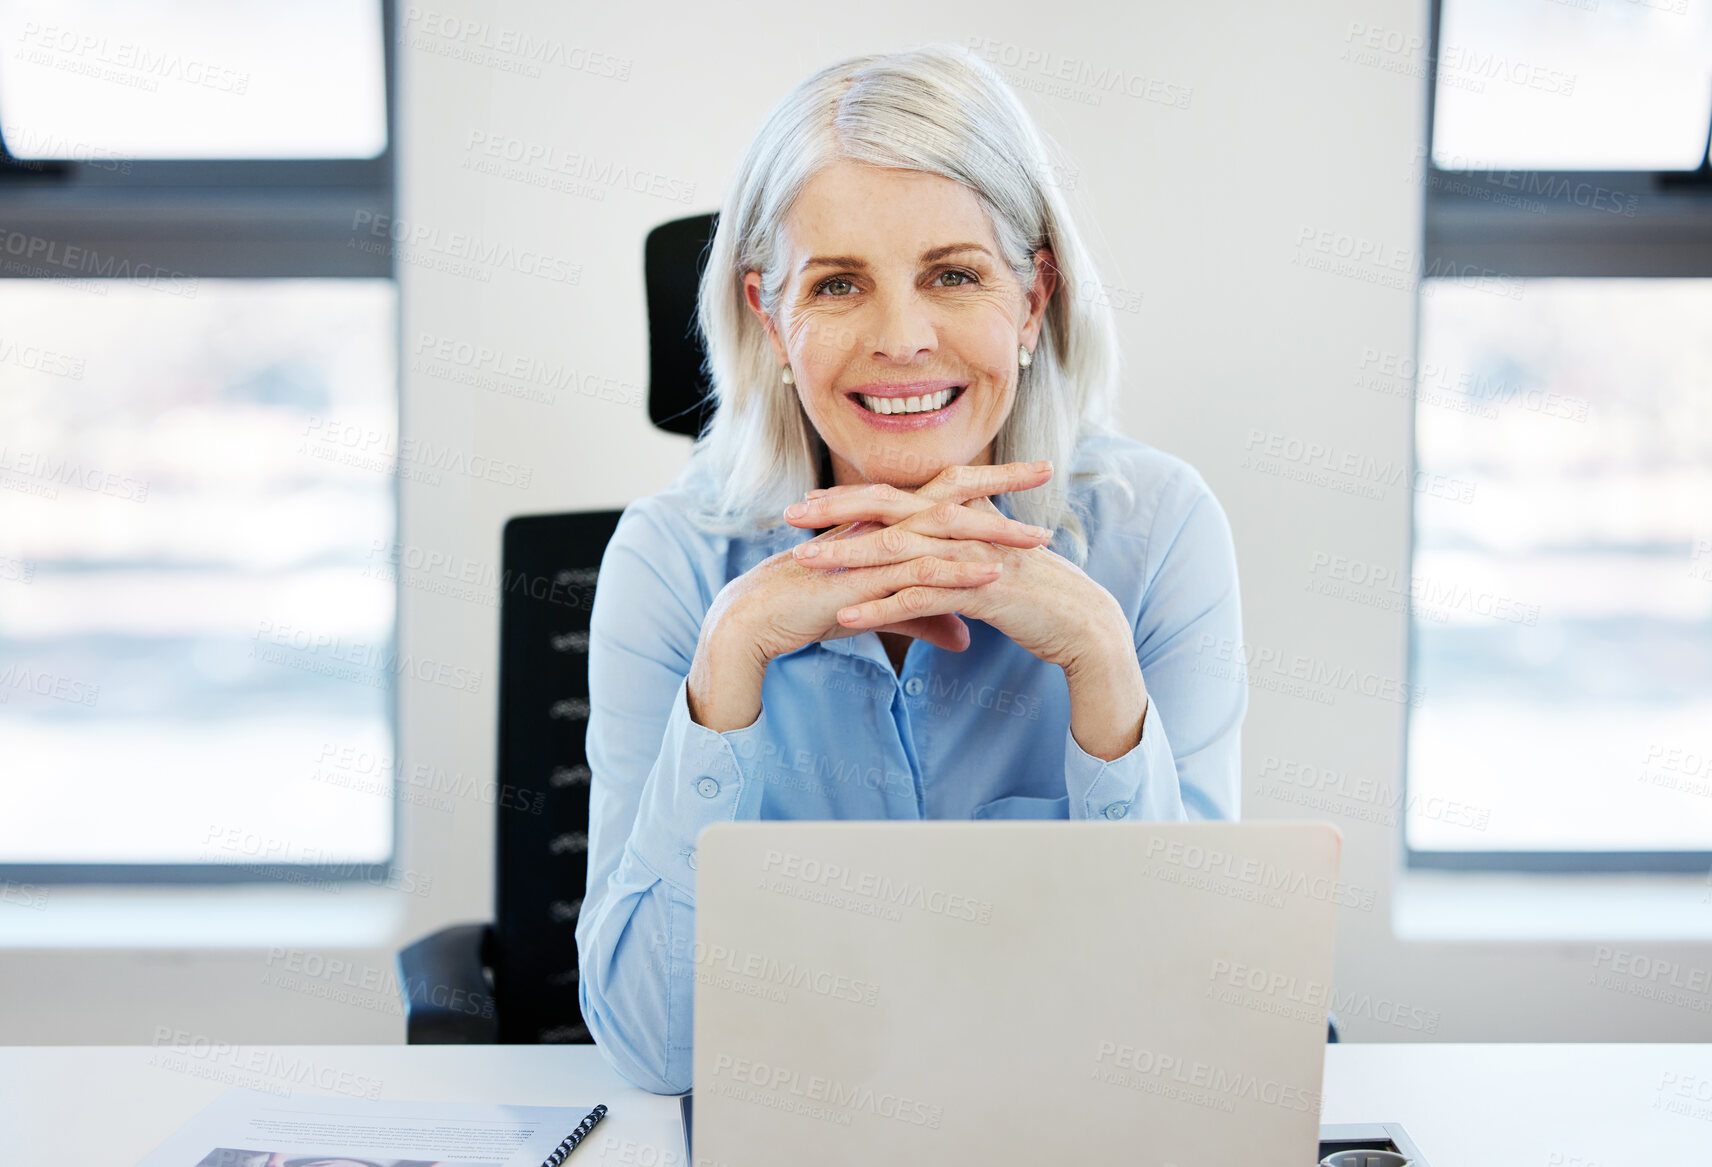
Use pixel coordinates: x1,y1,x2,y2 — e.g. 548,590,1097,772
743,159,1055,489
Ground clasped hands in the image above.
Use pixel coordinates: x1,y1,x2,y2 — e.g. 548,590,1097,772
779,460,1111,672
692,460,1147,757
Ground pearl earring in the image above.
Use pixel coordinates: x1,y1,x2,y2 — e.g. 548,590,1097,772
1018,344,1032,369
781,366,794,385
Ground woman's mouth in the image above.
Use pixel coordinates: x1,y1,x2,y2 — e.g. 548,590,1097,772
852,386,964,416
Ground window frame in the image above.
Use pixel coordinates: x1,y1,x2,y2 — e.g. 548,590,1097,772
0,0,402,886
1406,0,1712,873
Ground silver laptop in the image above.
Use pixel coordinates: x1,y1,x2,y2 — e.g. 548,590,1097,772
691,821,1343,1165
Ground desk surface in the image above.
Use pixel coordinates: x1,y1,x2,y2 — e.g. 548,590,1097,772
2,1043,1708,1165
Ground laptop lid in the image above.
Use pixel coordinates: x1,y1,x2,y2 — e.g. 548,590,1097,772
692,821,1342,1165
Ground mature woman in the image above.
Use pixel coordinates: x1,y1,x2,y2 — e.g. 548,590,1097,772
576,43,1246,1094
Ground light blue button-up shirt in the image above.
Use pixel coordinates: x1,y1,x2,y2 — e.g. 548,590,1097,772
575,432,1247,1093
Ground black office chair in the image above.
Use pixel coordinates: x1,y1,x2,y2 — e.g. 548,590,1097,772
395,212,718,1044
395,210,1343,1047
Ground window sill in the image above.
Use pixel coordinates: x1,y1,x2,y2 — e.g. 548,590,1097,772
1393,869,1712,942
0,883,409,949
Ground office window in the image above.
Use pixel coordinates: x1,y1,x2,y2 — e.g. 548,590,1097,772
0,0,387,159
1409,279,1712,855
1409,0,1712,871
1433,0,1712,171
0,280,396,866
0,3,397,882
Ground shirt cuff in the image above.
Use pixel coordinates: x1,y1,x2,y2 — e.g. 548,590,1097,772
1064,699,1185,822
628,676,771,898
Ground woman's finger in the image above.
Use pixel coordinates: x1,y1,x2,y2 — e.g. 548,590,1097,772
874,613,972,653
919,460,1053,505
840,555,1000,594
783,482,919,529
787,485,1053,539
787,462,1054,527
794,521,1040,571
837,582,989,630
903,500,1051,545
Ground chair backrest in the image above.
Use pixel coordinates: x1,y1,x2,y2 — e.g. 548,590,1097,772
492,509,621,1043
488,212,717,1042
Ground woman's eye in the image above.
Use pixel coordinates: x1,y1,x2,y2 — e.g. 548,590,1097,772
935,269,975,287
816,277,855,297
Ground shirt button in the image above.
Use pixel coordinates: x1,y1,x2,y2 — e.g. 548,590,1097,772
695,777,720,798
904,677,924,697
1104,801,1129,820
686,850,698,871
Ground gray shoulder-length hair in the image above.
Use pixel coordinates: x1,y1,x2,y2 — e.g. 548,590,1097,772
689,42,1126,562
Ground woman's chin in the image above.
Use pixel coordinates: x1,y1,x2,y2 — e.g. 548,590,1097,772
842,448,966,490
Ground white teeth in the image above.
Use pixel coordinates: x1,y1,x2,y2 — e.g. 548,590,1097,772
857,388,959,415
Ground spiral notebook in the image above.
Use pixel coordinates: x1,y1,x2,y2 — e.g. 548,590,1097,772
134,1088,610,1167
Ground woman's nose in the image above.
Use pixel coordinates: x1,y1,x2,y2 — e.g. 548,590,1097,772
867,290,936,364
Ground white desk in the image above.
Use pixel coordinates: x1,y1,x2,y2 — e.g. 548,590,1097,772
2,1043,1709,1165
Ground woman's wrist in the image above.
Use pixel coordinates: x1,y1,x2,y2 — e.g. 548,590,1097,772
686,594,771,732
1061,598,1148,761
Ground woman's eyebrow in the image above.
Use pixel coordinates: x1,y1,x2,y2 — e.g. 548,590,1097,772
798,242,993,274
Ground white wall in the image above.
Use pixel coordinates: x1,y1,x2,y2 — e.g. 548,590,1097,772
10,0,1709,1048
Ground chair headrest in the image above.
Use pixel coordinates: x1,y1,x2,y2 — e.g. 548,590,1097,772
644,212,720,438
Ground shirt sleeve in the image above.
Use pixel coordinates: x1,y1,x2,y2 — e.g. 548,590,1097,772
574,501,771,1095
1061,466,1247,823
